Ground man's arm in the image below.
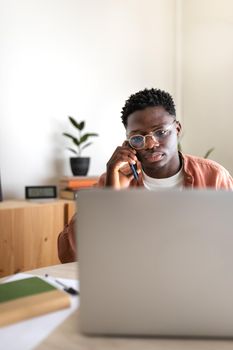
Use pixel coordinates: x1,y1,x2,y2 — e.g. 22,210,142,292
57,213,77,263
57,176,106,263
57,143,140,263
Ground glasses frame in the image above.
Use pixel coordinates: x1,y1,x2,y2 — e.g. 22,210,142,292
127,119,177,150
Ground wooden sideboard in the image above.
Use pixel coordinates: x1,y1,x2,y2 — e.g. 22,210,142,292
0,199,76,277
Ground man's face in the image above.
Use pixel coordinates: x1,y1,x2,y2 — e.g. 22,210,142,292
126,106,181,177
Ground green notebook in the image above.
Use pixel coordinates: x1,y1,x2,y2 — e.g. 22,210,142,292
0,276,71,327
0,277,56,303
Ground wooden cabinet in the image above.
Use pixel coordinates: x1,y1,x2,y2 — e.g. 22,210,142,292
0,200,76,277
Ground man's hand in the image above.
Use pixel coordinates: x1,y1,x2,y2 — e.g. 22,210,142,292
105,141,138,189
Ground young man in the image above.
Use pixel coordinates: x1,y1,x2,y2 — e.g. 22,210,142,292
58,88,233,263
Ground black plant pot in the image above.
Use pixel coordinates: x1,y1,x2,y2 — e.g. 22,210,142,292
70,157,90,176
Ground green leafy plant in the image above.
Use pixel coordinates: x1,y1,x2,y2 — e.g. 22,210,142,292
203,147,215,159
63,116,99,156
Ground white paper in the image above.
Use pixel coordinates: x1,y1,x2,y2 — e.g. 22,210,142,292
0,273,79,350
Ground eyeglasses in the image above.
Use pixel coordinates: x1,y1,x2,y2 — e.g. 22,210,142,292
127,120,176,150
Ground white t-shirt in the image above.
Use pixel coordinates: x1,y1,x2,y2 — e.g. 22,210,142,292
142,166,184,190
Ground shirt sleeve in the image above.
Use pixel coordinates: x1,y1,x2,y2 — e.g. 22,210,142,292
217,169,233,190
57,213,77,263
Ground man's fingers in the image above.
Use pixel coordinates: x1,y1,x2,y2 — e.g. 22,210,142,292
122,140,137,153
120,150,137,164
127,173,135,181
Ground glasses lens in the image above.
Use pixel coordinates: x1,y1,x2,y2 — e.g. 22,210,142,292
129,135,144,149
153,129,168,140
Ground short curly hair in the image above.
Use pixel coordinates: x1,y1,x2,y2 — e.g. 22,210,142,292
121,88,176,127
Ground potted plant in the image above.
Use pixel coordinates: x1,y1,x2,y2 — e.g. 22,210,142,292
63,116,99,176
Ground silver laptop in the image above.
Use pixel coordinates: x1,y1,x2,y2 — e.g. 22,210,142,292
77,188,233,337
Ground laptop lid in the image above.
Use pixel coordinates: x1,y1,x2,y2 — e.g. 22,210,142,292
77,189,233,337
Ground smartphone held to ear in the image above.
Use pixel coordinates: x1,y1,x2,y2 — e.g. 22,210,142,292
125,140,139,181
130,163,139,181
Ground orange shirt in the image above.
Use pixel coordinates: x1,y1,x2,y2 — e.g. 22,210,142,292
57,153,233,263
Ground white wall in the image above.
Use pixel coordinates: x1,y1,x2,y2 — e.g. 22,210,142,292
0,0,176,199
181,0,233,174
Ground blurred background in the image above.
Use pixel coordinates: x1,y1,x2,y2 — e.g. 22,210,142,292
0,0,233,198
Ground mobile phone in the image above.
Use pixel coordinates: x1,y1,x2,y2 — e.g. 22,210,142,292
129,163,139,181
126,141,139,181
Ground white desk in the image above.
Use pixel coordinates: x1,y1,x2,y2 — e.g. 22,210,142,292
14,262,233,350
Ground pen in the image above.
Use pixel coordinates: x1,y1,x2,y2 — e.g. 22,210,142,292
45,274,79,296
55,279,79,296
130,163,139,181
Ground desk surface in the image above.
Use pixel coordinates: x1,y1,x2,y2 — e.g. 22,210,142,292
20,263,233,350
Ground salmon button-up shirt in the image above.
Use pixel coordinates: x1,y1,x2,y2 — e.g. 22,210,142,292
57,153,233,263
